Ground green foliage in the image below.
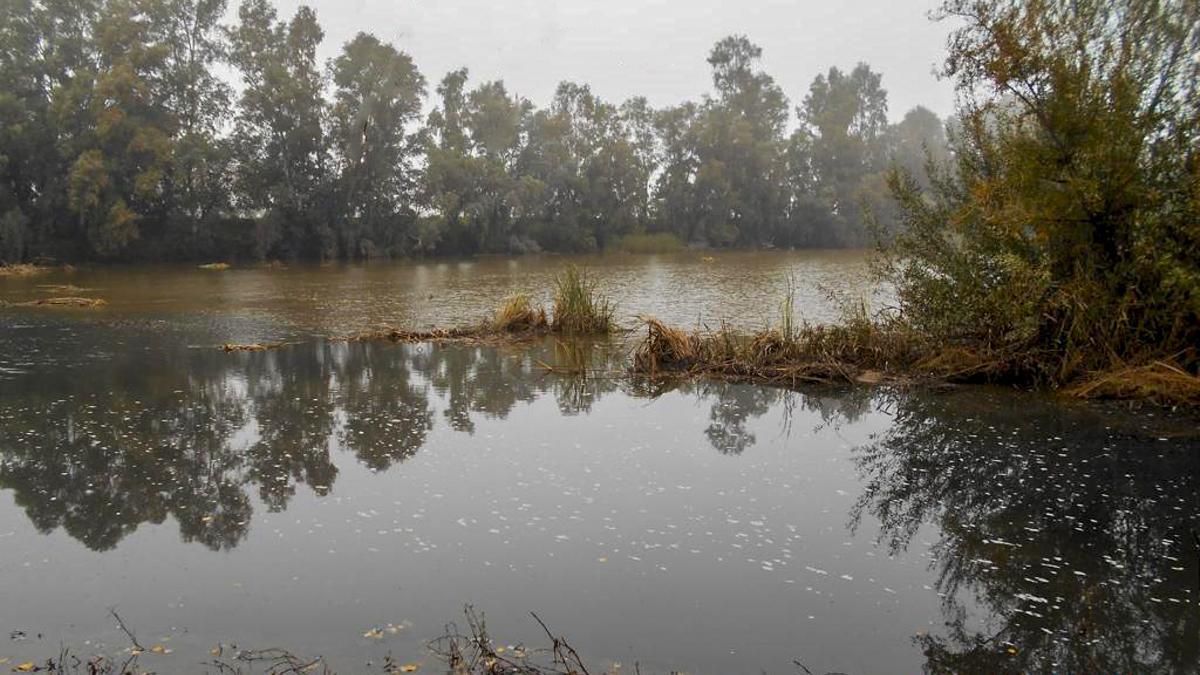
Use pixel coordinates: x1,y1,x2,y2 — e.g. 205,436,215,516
552,265,615,334
882,0,1200,381
0,2,953,262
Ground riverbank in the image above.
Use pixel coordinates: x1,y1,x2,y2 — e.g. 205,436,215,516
346,279,1199,409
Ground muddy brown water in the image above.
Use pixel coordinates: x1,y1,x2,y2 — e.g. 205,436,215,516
1,252,1196,674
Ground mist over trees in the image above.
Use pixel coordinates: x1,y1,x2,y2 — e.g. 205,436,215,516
0,0,950,263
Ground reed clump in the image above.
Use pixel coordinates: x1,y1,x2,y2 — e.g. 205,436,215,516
552,265,614,334
631,314,922,386
489,293,549,333
349,293,551,344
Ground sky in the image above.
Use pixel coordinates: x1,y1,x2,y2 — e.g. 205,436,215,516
239,0,958,123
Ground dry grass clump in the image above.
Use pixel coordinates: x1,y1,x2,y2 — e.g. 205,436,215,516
37,284,92,293
4,296,106,308
221,342,286,352
0,263,49,277
198,262,231,271
631,305,927,387
1066,360,1200,408
488,293,549,333
552,265,615,334
348,326,484,343
351,294,552,344
431,606,602,675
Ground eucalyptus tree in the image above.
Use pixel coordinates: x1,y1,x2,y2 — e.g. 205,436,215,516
791,62,890,246
329,32,425,258
149,0,232,253
61,0,175,258
228,0,330,259
653,36,789,247
0,0,46,261
1,0,105,260
423,69,539,254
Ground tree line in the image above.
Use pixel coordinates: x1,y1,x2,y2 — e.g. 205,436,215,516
0,0,949,263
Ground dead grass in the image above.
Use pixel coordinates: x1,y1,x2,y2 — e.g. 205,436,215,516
1066,360,1200,407
221,342,286,352
0,263,50,277
3,296,106,308
630,312,932,386
37,284,93,293
490,293,549,333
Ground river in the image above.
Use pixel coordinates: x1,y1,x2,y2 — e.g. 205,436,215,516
0,251,1196,674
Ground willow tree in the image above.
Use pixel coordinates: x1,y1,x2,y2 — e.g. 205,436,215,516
885,0,1200,380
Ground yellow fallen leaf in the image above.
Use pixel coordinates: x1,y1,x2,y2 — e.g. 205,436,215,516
210,646,222,656
149,644,171,654
14,663,36,673
363,628,384,639
399,664,419,673
495,646,506,654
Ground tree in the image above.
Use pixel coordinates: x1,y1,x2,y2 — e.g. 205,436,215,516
791,63,889,246
228,0,329,259
61,0,175,258
422,69,540,254
646,36,791,248
329,32,425,258
150,0,232,255
884,0,1200,379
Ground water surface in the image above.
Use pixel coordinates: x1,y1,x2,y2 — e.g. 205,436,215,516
0,253,1195,674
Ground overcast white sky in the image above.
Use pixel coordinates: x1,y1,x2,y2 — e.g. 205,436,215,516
242,0,958,122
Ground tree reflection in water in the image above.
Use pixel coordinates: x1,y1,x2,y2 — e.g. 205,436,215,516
849,391,1199,673
0,339,1195,673
0,338,798,551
